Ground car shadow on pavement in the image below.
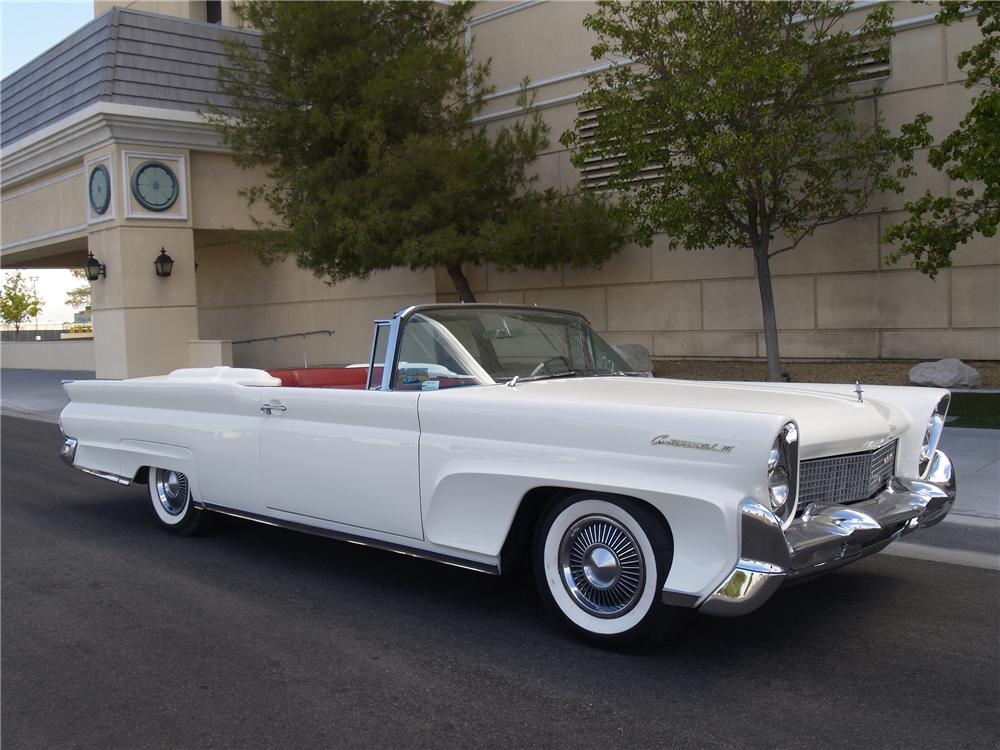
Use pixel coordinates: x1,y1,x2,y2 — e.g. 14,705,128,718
57,483,908,664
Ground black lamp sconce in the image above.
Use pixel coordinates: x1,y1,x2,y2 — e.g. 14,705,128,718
83,252,106,281
154,248,175,278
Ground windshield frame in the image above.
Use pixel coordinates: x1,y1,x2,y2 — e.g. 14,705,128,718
374,304,628,391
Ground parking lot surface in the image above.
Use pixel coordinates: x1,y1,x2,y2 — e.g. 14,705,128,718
2,416,998,749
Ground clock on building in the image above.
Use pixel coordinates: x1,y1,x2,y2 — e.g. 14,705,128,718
131,160,179,212
88,164,111,215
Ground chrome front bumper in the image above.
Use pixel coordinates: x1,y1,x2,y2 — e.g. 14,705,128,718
697,449,956,617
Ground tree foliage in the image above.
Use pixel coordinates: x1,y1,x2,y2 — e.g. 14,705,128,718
0,272,42,333
66,268,91,311
884,2,999,277
211,0,626,302
563,1,931,379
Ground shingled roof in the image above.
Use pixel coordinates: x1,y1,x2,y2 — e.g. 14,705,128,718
0,6,260,148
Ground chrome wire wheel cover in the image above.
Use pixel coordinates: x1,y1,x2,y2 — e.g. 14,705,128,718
558,514,645,618
154,468,189,516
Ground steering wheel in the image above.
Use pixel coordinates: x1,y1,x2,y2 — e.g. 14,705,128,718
529,356,574,377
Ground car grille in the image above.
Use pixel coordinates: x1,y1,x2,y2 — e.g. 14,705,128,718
798,440,897,506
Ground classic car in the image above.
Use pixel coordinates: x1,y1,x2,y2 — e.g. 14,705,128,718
59,304,955,647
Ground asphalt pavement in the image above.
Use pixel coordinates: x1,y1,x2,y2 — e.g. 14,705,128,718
2,415,998,749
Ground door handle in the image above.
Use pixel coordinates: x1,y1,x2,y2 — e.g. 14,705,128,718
260,403,287,415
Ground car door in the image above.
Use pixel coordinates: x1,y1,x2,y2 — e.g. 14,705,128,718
256,385,423,540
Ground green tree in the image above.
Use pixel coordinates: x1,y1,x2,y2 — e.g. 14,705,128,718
563,1,931,380
66,268,91,312
884,2,999,277
0,272,43,334
211,1,626,302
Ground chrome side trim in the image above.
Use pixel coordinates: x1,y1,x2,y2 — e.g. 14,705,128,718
197,502,501,576
660,589,700,608
75,465,132,486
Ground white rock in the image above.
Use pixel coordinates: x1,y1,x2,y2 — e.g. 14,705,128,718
908,358,982,388
613,343,653,373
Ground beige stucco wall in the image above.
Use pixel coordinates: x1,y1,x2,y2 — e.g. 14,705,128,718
456,0,1000,360
189,152,275,230
194,237,437,368
94,0,242,26
1,340,96,370
0,164,87,253
4,0,998,378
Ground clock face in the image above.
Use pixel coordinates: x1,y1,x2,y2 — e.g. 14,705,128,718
131,160,179,212
89,165,111,215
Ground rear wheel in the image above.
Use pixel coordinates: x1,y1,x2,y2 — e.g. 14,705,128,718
147,467,211,536
533,493,690,649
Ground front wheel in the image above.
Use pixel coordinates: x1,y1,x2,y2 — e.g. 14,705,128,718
147,467,212,536
533,493,690,649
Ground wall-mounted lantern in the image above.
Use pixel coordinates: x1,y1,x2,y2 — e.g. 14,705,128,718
154,248,174,278
83,252,106,281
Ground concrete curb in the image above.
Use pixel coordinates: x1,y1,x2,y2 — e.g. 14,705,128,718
881,542,1000,571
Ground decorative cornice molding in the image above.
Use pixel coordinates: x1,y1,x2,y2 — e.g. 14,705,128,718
1,103,225,190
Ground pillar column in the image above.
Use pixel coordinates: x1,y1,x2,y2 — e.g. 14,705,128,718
89,225,199,378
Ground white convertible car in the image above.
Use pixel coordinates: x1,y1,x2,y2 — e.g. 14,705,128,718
60,304,955,647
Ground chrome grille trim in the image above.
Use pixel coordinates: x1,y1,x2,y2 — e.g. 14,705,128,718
798,440,897,505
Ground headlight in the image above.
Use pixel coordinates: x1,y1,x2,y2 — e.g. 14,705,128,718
768,465,790,510
919,394,950,477
767,422,799,524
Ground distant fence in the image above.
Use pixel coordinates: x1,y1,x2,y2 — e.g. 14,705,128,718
1,340,95,370
1,329,66,342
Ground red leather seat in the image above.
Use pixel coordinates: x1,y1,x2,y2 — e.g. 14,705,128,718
266,367,370,389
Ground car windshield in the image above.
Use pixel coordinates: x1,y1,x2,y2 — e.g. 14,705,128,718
393,307,635,390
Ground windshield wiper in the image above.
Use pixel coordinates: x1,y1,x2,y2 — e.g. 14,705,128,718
517,370,582,383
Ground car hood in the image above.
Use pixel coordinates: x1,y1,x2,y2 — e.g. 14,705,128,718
506,377,909,460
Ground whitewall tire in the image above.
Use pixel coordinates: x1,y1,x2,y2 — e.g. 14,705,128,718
147,467,211,536
533,493,689,648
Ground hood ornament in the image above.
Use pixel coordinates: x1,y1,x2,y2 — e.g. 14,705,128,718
854,380,864,403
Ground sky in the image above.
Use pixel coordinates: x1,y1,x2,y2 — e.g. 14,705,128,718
2,0,97,325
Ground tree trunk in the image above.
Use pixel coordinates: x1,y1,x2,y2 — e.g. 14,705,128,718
753,247,782,382
445,263,477,303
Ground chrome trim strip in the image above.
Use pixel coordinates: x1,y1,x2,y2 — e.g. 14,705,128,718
76,465,132,486
660,589,700,608
367,320,390,390
197,502,501,576
380,315,403,392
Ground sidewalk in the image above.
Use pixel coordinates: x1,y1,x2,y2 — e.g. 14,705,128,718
2,367,996,563
1,368,94,423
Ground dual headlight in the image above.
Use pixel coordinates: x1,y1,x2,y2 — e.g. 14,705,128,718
919,394,950,477
767,422,799,524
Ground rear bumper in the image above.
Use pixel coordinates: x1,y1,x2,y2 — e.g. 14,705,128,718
695,449,956,617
